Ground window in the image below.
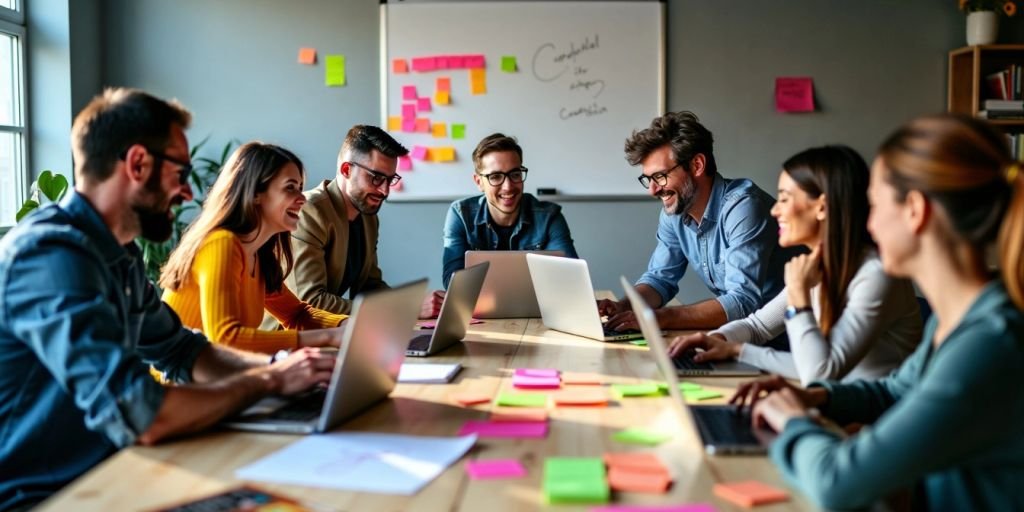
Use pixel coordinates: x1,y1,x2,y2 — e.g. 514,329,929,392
1,1,26,228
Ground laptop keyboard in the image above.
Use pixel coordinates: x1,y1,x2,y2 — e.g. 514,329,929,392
407,334,432,352
692,406,762,446
269,388,326,422
672,350,715,371
602,325,640,337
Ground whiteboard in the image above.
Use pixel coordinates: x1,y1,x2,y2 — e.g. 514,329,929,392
381,1,665,199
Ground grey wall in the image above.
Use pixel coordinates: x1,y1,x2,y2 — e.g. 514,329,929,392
94,0,977,300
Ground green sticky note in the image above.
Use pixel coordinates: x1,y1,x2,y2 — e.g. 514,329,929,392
496,392,548,407
679,381,702,391
325,55,346,86
610,383,662,399
544,457,609,504
612,427,672,446
684,388,723,401
629,338,648,346
451,123,466,139
501,55,518,73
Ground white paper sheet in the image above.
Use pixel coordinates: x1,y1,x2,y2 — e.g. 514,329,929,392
235,432,477,495
397,363,462,383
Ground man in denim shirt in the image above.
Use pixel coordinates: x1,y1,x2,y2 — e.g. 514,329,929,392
601,112,791,331
441,133,578,287
0,89,336,509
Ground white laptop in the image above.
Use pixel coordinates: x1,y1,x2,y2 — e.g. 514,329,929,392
406,262,489,357
525,254,643,342
222,279,428,434
622,277,774,455
464,250,563,318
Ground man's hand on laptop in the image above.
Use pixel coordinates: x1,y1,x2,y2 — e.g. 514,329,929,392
667,333,737,362
420,290,446,319
266,347,337,395
597,298,627,317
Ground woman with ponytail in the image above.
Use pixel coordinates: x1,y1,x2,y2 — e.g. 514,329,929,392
732,114,1024,510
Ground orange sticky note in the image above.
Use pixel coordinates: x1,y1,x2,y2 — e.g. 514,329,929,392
435,90,450,105
298,47,316,65
603,452,668,474
608,466,672,494
415,118,430,133
387,116,401,132
553,388,608,406
393,58,409,74
434,146,456,162
561,372,603,385
713,481,790,508
451,392,492,406
432,122,447,138
470,69,487,95
490,407,548,423
436,77,451,92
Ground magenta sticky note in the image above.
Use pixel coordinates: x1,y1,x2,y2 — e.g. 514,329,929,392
412,57,437,72
465,459,527,480
589,505,717,512
398,156,412,171
436,56,450,69
417,97,432,112
466,55,486,69
402,118,416,132
411,146,428,160
448,56,466,69
515,368,560,378
775,77,815,113
513,374,561,389
458,420,548,438
402,85,418,101
402,104,417,119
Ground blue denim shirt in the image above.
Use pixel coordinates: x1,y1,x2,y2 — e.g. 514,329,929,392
636,175,791,321
0,192,209,509
442,193,578,287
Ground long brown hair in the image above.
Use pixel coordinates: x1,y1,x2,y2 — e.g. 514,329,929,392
782,145,873,335
159,142,305,294
878,113,1024,309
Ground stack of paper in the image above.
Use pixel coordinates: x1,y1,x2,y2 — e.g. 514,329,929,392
543,457,610,504
398,363,462,384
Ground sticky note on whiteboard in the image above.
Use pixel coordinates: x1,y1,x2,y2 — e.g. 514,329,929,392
411,146,428,160
402,85,418,100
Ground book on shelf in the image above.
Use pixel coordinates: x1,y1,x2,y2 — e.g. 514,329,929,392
985,99,1024,110
978,109,1024,119
985,64,1024,101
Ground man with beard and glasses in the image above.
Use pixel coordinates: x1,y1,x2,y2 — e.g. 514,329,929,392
441,133,579,288
268,125,444,323
599,111,794,332
0,88,337,510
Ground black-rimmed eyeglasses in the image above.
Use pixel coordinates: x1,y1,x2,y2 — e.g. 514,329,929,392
637,163,682,189
119,146,193,185
348,161,402,187
477,166,528,187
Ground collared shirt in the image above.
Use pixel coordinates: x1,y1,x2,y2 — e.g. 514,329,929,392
441,193,579,288
636,174,791,321
0,192,209,509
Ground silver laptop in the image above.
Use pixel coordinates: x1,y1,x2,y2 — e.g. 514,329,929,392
622,277,774,455
465,250,563,318
407,262,489,357
525,254,643,342
223,279,428,434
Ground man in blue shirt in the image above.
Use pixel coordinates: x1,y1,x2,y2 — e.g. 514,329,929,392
601,111,791,331
441,133,578,287
0,88,337,509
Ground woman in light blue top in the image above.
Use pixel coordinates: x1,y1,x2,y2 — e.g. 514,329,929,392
733,114,1024,510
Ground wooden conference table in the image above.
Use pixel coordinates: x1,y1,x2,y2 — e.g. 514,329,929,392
40,294,813,511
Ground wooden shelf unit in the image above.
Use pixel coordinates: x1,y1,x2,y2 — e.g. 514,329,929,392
949,44,1024,127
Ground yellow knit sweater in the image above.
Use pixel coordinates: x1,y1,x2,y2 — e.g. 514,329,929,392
162,229,346,354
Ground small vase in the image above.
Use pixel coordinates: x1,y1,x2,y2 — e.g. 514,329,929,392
967,10,999,46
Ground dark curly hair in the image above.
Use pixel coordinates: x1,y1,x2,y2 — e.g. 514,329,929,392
624,111,716,177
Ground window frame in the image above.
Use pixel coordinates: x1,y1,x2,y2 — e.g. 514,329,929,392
0,3,28,232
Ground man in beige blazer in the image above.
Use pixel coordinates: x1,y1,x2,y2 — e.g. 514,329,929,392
263,125,443,329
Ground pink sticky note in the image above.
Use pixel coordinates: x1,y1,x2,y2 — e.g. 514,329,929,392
590,505,717,512
417,97,432,112
436,56,450,69
401,118,416,132
448,56,466,69
412,57,437,72
513,374,561,389
415,118,430,133
402,104,416,119
466,55,486,69
398,156,412,171
402,85,418,100
775,77,815,113
515,368,560,378
458,420,548,438
465,459,527,480
411,146,428,160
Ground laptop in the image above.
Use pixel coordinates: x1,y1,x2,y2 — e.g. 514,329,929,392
465,250,563,318
222,279,428,434
525,254,643,342
622,276,774,455
406,262,489,357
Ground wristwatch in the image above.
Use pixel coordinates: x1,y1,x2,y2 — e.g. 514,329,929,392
784,305,813,320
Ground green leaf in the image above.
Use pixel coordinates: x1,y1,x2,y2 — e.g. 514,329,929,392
41,174,69,203
15,199,40,222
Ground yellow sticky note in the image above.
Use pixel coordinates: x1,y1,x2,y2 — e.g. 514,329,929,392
298,48,316,65
387,116,401,132
435,90,450,105
470,69,486,95
435,147,456,162
432,122,447,138
325,55,345,86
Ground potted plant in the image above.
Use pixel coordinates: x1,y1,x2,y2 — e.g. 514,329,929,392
960,0,1019,45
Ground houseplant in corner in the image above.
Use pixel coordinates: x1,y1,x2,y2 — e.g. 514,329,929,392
961,0,1018,45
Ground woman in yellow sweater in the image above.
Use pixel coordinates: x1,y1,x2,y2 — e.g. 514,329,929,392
160,142,346,354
